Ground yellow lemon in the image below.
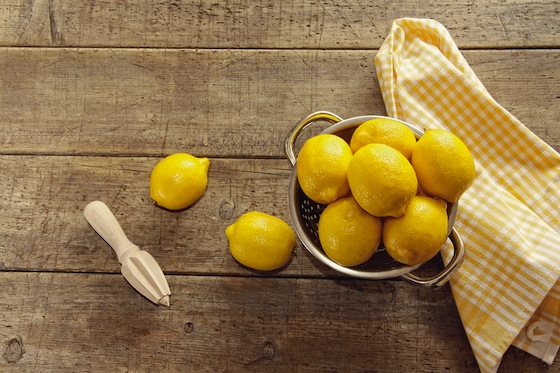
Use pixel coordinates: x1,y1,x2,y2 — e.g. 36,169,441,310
150,153,210,210
411,129,476,203
348,143,418,217
297,134,353,204
350,117,417,158
318,196,382,267
383,196,449,266
225,211,296,271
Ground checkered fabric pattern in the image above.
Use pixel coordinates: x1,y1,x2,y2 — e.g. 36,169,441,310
375,18,560,373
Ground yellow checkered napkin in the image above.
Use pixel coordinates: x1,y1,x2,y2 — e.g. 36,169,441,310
375,18,560,373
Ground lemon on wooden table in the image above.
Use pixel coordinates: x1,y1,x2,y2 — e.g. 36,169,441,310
318,196,382,267
150,153,210,210
350,117,417,158
383,196,449,266
411,129,476,203
348,143,418,217
296,133,353,205
225,211,296,271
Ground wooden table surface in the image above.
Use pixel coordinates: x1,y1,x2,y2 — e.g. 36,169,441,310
1,1,559,372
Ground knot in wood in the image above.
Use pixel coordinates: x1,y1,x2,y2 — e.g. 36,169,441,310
3,336,24,363
183,322,194,334
245,341,276,366
261,341,275,360
219,201,235,220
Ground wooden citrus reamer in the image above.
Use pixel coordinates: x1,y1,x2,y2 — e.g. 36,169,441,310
84,201,171,306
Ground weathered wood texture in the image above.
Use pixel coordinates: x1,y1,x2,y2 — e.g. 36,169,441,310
0,272,501,372
1,0,559,48
0,156,300,274
1,49,559,157
0,154,456,279
1,1,559,372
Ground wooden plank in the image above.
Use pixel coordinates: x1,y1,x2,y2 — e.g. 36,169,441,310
0,272,474,372
0,47,382,157
0,156,302,274
0,272,553,372
1,0,559,49
0,0,52,46
0,48,558,157
0,155,456,279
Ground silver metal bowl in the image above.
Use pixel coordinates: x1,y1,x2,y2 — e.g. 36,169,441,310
285,111,465,287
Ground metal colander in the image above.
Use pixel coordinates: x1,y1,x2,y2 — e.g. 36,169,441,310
285,111,465,286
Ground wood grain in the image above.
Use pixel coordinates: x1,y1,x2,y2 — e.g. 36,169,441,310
1,1,559,372
0,272,473,372
0,154,459,281
1,0,559,49
0,49,558,157
0,272,551,372
0,156,295,274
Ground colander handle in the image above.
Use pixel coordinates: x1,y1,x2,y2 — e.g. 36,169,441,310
285,111,344,166
401,227,465,287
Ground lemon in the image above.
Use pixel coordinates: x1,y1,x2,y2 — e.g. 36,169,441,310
318,196,382,267
348,143,418,217
296,134,353,204
150,153,210,210
411,129,476,203
350,117,417,158
225,211,296,271
383,196,449,266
